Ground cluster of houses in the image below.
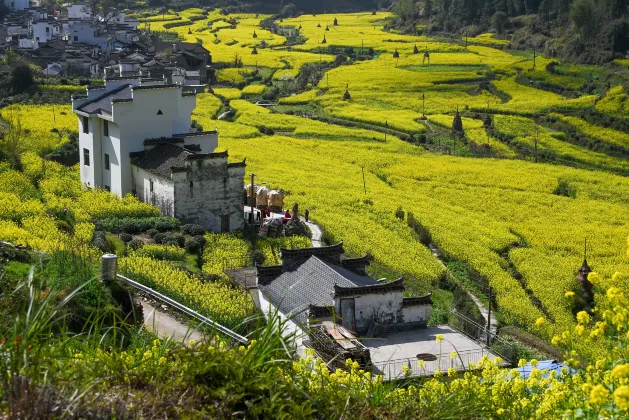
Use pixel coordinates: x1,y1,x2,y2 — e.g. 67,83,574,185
1,2,210,83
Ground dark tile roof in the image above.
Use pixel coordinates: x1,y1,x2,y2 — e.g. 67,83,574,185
258,256,378,325
75,84,132,114
132,143,191,178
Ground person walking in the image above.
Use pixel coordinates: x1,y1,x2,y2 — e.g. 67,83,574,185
305,208,310,223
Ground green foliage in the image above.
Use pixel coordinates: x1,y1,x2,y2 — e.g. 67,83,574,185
95,217,180,234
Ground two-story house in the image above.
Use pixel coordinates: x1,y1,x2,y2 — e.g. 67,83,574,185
71,77,245,232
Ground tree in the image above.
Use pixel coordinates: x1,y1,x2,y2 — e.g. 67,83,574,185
39,0,59,11
394,0,419,24
83,0,125,24
570,0,597,39
491,11,507,33
0,119,26,170
10,63,34,94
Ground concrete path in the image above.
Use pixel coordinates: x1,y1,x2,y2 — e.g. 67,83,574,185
141,301,204,345
302,217,322,247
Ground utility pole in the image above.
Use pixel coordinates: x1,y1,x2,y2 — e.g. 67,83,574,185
52,104,56,123
250,173,255,247
486,286,492,346
534,127,539,163
361,166,367,195
533,46,536,69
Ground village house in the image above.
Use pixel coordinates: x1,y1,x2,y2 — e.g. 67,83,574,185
256,242,433,347
71,77,245,232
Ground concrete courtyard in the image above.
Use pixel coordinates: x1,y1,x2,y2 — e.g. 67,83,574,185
365,325,501,380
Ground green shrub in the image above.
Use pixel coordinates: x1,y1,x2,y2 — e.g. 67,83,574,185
166,233,185,247
128,239,144,251
181,224,206,236
95,217,180,234
119,233,133,243
147,228,159,238
92,231,111,253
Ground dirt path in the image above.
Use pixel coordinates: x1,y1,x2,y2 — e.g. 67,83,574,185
141,301,204,345
429,243,497,334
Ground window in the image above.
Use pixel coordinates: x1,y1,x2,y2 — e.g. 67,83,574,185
82,116,89,134
35,37,39,41
45,27,49,32
104,153,110,170
73,36,78,42
104,185,110,192
149,180,154,193
103,120,108,136
83,148,90,166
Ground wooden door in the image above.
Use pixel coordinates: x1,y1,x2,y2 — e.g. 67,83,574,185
221,215,230,233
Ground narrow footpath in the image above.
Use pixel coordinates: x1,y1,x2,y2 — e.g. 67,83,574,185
141,300,204,345
430,243,498,335
302,217,322,247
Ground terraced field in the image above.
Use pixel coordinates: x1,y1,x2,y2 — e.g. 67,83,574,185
4,9,629,342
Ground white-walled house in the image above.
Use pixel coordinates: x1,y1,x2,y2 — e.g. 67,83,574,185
72,77,246,232
66,3,90,20
2,0,30,11
257,243,433,347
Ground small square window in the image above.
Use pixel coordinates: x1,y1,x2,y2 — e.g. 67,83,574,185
104,153,110,170
82,116,89,134
73,36,78,41
103,120,108,136
83,148,90,166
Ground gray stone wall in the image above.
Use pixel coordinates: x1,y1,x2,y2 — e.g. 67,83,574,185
172,157,245,232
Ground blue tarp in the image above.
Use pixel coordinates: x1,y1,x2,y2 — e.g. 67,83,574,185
515,360,575,379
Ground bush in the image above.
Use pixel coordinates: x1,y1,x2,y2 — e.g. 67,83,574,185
95,217,180,234
119,233,133,243
92,231,111,253
128,239,144,251
181,224,206,236
155,219,180,232
395,206,405,220
184,235,207,254
153,233,167,244
166,233,185,247
553,179,577,198
10,63,34,94
147,229,159,238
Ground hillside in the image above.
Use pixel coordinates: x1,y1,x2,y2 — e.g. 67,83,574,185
2,6,629,418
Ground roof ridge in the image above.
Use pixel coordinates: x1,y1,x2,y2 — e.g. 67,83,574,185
76,83,131,113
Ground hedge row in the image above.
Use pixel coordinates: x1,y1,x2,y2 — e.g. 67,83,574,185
95,217,180,234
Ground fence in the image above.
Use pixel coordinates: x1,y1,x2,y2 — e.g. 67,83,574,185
101,254,249,346
371,348,493,381
449,310,517,364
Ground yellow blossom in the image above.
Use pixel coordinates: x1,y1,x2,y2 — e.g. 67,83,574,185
588,272,601,284
496,408,505,415
565,291,575,298
590,384,610,405
577,311,591,325
435,334,444,343
575,325,585,336
450,351,457,360
611,364,629,379
535,317,545,327
614,385,629,410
